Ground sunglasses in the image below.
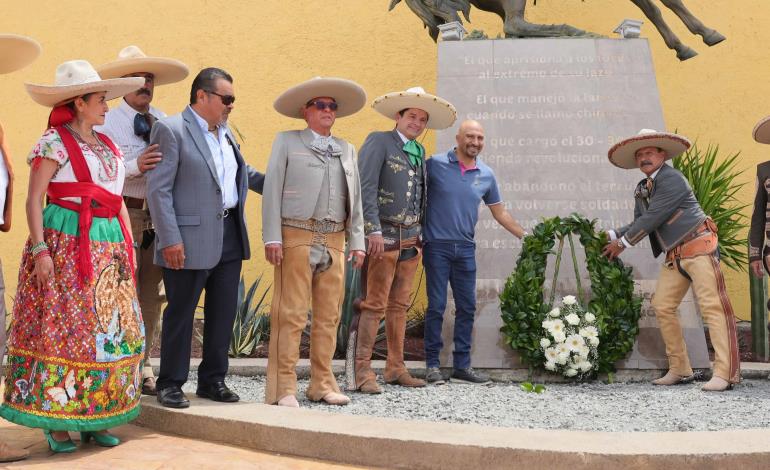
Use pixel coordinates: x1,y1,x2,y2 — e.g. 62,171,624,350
307,100,338,111
207,90,236,106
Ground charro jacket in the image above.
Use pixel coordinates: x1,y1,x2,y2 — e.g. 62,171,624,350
749,160,770,262
358,130,425,235
615,163,706,258
261,128,365,252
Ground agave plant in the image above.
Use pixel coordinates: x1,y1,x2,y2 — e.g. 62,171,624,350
229,275,271,357
672,142,748,271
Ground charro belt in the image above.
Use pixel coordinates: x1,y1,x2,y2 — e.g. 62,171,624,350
282,217,345,233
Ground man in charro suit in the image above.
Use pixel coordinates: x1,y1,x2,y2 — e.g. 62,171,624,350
348,87,456,394
603,129,739,392
749,116,770,279
147,67,264,408
262,77,367,407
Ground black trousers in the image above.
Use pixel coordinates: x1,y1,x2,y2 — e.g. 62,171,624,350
157,211,244,390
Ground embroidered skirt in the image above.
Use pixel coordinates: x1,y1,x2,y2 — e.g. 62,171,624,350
0,204,144,431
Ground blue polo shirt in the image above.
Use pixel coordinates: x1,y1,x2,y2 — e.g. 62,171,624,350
423,149,502,245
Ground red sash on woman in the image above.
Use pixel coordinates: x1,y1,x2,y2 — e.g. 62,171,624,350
46,125,135,284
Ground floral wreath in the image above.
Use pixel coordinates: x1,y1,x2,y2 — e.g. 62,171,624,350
500,213,643,378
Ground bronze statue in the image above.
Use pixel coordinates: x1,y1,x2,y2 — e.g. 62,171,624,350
390,0,725,61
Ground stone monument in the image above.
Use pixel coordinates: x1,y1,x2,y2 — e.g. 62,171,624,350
435,37,710,370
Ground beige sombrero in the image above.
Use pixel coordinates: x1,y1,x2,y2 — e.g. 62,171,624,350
96,45,189,86
608,128,691,169
753,116,770,144
372,87,456,130
274,77,366,119
0,34,41,74
26,60,145,107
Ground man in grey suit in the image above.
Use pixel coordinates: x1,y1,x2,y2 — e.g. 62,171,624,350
147,67,264,408
603,129,739,392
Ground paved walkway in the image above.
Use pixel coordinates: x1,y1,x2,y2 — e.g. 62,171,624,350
0,419,365,469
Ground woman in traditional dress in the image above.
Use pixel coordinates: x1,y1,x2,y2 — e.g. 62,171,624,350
0,60,145,453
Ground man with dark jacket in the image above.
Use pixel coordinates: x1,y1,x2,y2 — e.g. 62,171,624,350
603,129,739,392
350,87,456,394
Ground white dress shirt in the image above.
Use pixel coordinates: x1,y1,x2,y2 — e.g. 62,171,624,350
95,98,167,199
0,148,8,225
188,106,239,209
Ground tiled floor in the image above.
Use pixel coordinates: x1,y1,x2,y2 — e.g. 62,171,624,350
0,420,366,469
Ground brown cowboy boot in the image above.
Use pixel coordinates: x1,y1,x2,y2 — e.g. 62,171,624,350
652,370,696,386
0,442,29,463
354,309,382,391
387,371,426,387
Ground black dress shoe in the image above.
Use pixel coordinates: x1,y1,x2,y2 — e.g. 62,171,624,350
196,381,240,403
157,386,190,408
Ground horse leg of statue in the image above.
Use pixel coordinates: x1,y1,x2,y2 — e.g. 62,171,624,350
659,0,726,47
480,0,593,38
630,0,698,61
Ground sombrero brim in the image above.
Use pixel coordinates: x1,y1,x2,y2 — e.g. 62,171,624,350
0,34,41,74
753,116,770,144
25,76,146,107
274,77,366,119
372,91,457,130
608,132,691,169
96,57,189,86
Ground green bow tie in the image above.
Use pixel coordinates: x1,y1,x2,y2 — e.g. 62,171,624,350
403,140,424,167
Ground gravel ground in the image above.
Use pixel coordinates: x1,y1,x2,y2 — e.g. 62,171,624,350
183,375,770,432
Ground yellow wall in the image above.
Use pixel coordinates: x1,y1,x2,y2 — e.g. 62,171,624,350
0,1,767,320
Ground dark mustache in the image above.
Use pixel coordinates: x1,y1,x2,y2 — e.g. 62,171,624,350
640,160,653,166
136,88,152,96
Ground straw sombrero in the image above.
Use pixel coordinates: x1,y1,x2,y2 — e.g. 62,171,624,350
26,60,145,107
372,87,456,130
274,77,366,119
753,116,770,144
97,45,189,86
608,129,691,169
0,34,41,74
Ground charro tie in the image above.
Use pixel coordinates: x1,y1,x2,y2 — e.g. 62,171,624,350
403,140,424,167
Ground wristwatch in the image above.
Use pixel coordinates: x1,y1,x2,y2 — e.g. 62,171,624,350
616,239,625,249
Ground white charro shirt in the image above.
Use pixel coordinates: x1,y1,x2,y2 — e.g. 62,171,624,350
0,147,7,225
95,98,167,199
188,106,239,210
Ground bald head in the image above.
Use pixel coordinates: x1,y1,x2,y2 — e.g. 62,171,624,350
455,120,485,160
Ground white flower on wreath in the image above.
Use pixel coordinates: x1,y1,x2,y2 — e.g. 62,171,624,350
566,334,585,352
544,347,560,363
556,343,570,364
562,295,577,305
549,307,561,317
542,319,553,331
545,361,557,371
565,368,578,377
578,345,590,358
550,319,565,334
579,326,599,340
540,338,551,348
579,361,593,372
589,336,600,347
552,331,567,344
585,312,596,323
565,313,580,326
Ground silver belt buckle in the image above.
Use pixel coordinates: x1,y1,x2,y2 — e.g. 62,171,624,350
404,215,418,225
318,219,334,233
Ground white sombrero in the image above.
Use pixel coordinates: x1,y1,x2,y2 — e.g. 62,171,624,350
96,45,189,86
26,60,145,107
0,34,41,74
608,128,691,169
274,76,366,119
372,87,456,130
753,116,770,144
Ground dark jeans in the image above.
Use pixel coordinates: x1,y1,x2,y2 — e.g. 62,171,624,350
423,241,477,369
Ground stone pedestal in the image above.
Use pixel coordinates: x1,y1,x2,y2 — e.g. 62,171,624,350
435,38,710,370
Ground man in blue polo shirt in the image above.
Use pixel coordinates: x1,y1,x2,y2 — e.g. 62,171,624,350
423,120,526,384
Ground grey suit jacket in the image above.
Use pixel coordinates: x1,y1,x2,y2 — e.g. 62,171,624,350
147,106,264,270
262,128,365,252
616,163,706,258
358,130,426,235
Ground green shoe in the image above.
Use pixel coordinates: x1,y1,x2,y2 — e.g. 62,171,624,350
80,431,120,447
43,430,76,453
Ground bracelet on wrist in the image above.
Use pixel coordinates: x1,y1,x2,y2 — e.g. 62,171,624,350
32,249,50,261
30,241,48,255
